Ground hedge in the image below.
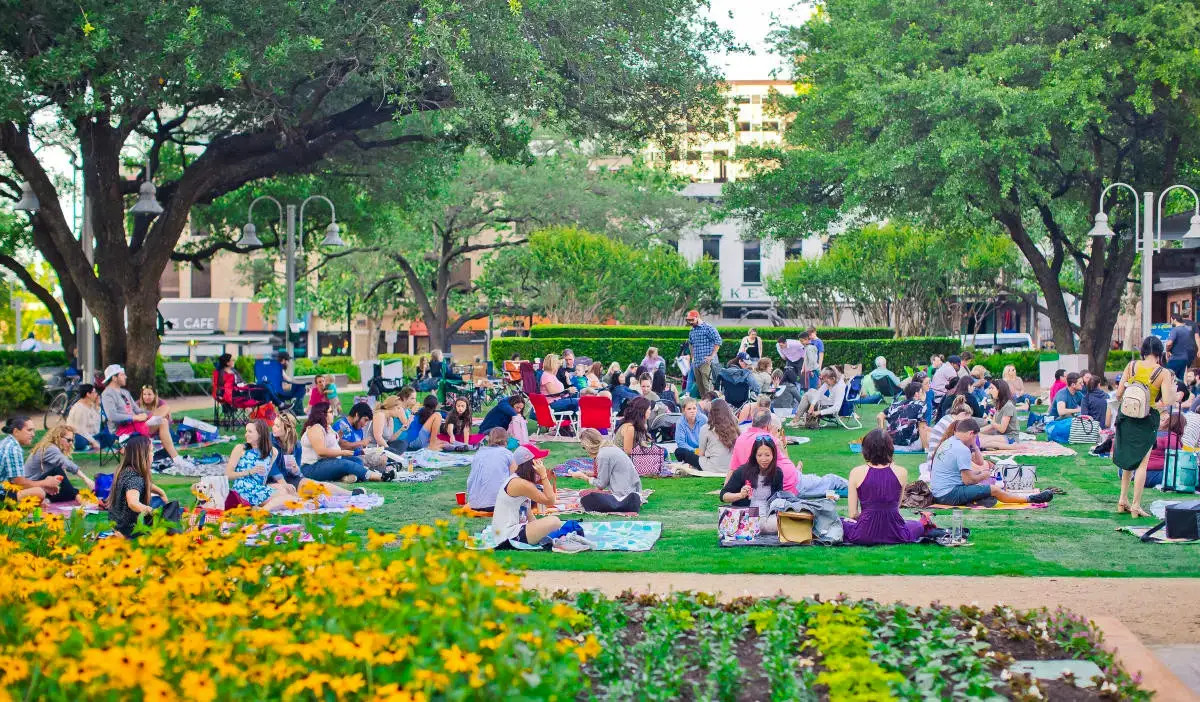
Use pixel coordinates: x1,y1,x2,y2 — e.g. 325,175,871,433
0,350,69,368
528,324,894,341
491,336,960,376
0,365,46,410
971,349,1140,380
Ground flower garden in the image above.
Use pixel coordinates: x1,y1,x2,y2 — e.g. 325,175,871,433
0,494,1151,701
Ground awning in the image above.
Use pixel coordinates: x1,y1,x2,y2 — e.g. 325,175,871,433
1154,275,1200,293
409,321,428,336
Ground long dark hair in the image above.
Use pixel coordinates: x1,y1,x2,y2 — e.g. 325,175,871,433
246,419,273,458
621,396,651,446
991,378,1012,411
739,434,778,489
707,398,740,449
652,368,667,394
949,375,971,397
514,459,539,483
415,394,440,425
303,401,332,431
113,434,153,506
446,396,472,427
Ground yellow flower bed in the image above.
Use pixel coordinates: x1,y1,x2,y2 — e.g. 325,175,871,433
0,497,594,701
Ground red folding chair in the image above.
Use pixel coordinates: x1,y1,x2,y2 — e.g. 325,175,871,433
528,393,576,437
211,370,266,428
578,395,613,435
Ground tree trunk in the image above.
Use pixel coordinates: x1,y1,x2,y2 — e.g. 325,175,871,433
126,286,162,390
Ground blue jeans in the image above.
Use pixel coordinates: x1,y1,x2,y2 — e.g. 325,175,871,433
611,386,639,413
936,484,993,505
853,393,882,405
550,397,579,412
924,390,936,424
1167,358,1191,379
301,457,368,482
410,427,431,450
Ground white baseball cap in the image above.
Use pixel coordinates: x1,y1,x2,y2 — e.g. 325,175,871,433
103,364,125,384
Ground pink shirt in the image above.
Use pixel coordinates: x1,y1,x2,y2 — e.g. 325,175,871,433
777,340,805,363
728,427,799,494
931,363,959,399
540,372,566,395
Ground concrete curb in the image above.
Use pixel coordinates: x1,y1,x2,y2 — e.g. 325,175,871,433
1092,616,1199,701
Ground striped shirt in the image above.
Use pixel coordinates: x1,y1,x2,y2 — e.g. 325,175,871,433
926,414,956,460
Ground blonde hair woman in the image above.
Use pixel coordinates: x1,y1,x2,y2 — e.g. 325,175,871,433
537,354,579,412
569,428,643,512
1002,364,1033,407
23,424,95,501
371,394,411,452
641,347,665,373
271,413,351,496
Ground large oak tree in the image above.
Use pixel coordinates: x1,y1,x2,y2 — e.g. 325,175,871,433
726,0,1200,369
0,0,733,385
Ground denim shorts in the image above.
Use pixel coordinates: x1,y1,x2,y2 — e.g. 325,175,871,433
935,484,993,506
410,427,431,450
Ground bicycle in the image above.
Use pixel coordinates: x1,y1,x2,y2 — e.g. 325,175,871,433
43,378,81,430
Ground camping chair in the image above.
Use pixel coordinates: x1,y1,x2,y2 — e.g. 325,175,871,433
211,369,265,428
719,372,753,410
819,390,863,430
578,395,614,435
874,374,902,403
95,407,121,466
528,393,577,437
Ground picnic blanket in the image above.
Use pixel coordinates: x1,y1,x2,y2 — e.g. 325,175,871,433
469,520,662,551
718,533,963,547
982,442,1076,458
924,502,1049,511
1118,525,1199,544
551,488,655,516
850,441,923,454
554,457,594,477
408,449,473,470
437,432,485,446
391,470,443,483
41,500,102,517
243,523,317,546
159,458,227,477
272,493,385,516
671,463,728,478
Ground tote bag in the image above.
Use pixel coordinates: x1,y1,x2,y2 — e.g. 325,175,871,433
630,444,666,477
1068,416,1101,445
718,506,761,540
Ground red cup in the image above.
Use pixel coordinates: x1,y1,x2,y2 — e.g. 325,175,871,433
455,492,467,506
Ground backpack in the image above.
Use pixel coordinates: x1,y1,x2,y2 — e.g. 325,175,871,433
1119,362,1162,419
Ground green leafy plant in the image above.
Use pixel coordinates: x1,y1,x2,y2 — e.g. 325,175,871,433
0,350,69,368
0,364,46,409
529,324,894,340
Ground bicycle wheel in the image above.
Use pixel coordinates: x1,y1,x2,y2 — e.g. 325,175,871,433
45,392,69,430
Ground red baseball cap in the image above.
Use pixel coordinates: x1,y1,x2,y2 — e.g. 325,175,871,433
685,310,701,321
517,443,550,460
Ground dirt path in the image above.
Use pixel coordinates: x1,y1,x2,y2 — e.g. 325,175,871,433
523,571,1200,646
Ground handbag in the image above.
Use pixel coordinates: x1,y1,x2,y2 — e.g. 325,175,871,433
718,506,761,540
777,511,814,544
1068,416,1100,444
1045,417,1073,444
630,444,666,477
900,480,933,508
994,463,1037,492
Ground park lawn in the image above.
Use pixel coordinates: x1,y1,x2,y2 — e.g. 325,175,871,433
64,396,1200,578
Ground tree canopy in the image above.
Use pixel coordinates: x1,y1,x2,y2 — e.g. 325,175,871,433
0,0,735,383
726,0,1200,367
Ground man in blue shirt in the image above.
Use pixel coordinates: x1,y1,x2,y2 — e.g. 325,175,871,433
686,309,722,397
333,402,373,463
1048,372,1084,419
929,418,1053,506
1165,315,1198,378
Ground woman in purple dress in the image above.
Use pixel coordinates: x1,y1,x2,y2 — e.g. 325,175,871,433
842,429,929,545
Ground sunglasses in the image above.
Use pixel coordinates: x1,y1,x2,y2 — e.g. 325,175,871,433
753,434,775,445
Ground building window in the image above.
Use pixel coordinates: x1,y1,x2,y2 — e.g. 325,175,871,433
786,240,806,260
738,121,751,132
751,94,762,104
743,240,761,284
702,236,721,273
160,264,180,299
191,263,211,297
686,150,702,161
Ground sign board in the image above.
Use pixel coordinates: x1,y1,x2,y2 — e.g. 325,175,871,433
159,299,273,334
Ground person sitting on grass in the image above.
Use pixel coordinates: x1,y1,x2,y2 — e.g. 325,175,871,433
370,394,411,453
270,413,353,497
489,445,563,549
792,368,845,426
66,383,103,451
466,428,516,513
937,375,983,421
1048,372,1084,420
694,399,738,473
770,368,804,413
301,402,388,484
614,397,654,457
1002,365,1034,408
751,357,775,393
1080,373,1112,429
585,362,606,390
729,409,799,489
333,402,373,462
673,398,708,468
442,397,473,452
479,394,528,440
876,381,925,450
101,365,193,471
925,396,975,456
430,349,462,382
107,434,169,538
978,379,1020,449
930,418,1054,506
308,374,335,412
406,395,447,451
1046,368,1067,406
843,429,930,545
23,425,96,502
225,419,295,511
739,394,772,424
572,428,644,512
721,435,784,534
1,417,58,503
135,385,173,432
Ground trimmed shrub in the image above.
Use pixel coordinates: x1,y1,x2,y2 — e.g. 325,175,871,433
528,324,893,341
292,357,362,383
492,336,960,376
1106,350,1137,372
0,350,69,368
0,365,47,410
234,355,256,383
973,350,1043,380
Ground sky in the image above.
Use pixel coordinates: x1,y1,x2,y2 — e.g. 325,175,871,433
704,0,814,80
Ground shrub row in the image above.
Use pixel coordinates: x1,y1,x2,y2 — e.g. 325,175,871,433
0,366,46,410
971,349,1139,380
0,349,69,368
491,336,960,376
528,324,893,341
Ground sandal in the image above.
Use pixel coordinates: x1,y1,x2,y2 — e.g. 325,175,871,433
1117,501,1130,514
1130,506,1151,519
1044,486,1066,495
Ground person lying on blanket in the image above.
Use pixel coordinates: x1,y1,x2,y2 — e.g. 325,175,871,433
929,418,1054,507
570,428,644,513
466,428,517,513
489,446,563,549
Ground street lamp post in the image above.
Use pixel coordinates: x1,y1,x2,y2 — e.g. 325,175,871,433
239,195,343,356
1088,183,1200,338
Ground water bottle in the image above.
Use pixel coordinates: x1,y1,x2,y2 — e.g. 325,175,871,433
951,510,964,544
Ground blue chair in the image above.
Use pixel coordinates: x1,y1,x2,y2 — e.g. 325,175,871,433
95,407,121,466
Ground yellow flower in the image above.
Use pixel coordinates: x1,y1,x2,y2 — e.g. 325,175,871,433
575,634,602,663
366,530,397,550
492,598,531,615
180,671,217,702
329,673,365,698
372,685,427,702
439,645,482,674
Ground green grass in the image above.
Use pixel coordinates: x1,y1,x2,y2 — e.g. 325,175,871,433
60,397,1200,578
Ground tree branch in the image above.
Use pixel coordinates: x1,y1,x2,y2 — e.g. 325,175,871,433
300,247,382,276
0,252,75,349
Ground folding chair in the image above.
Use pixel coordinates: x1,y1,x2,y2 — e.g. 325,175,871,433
719,375,752,410
95,407,121,466
211,369,264,428
519,361,539,396
528,393,577,437
820,393,863,430
874,374,902,403
578,395,614,435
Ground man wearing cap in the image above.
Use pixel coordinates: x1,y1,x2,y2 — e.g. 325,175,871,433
465,428,517,513
931,355,962,403
930,418,1054,506
100,364,193,470
685,310,722,397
